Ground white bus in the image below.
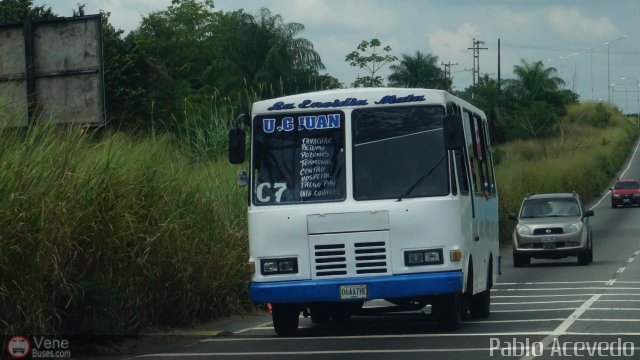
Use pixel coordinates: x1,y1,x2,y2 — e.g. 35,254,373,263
228,88,499,336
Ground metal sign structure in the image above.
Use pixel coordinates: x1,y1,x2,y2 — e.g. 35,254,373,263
0,14,106,126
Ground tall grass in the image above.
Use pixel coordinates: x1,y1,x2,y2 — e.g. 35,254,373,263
0,122,250,336
495,113,640,243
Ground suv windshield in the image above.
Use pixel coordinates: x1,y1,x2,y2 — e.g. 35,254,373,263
614,181,639,189
520,198,581,218
252,111,346,205
352,106,448,200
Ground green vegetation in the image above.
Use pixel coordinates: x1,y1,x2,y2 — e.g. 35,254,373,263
0,122,250,335
345,38,398,88
495,106,639,243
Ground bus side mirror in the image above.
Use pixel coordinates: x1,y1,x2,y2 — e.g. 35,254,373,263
228,128,246,164
444,114,464,150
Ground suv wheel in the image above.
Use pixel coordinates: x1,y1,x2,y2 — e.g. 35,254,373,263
513,251,530,267
577,250,590,266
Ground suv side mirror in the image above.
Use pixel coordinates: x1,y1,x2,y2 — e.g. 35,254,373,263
508,213,518,220
444,114,464,150
583,209,594,217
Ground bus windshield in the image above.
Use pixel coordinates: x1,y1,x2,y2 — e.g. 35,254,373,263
352,106,448,200
252,111,346,205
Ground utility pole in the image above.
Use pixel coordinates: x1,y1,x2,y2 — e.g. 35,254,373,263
441,61,458,81
497,38,501,92
467,38,488,87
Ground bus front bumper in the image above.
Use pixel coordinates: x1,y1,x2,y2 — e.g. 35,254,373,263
249,271,463,304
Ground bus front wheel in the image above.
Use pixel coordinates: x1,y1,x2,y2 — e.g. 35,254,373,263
435,292,463,330
272,303,300,336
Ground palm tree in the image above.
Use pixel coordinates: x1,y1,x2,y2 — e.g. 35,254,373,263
510,59,565,103
504,59,578,143
253,8,326,94
388,51,449,89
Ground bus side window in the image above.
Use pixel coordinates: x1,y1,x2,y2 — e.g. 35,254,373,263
480,120,496,195
474,114,492,196
464,110,482,195
454,149,469,194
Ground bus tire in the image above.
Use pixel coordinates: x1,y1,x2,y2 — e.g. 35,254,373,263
310,304,331,324
436,292,463,330
470,264,492,318
272,304,299,336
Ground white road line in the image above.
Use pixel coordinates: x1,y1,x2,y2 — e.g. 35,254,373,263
465,318,564,324
588,307,640,311
617,267,626,273
199,332,552,342
233,321,274,334
495,281,609,285
606,279,616,286
494,293,640,298
125,348,493,358
575,318,640,322
493,308,578,313
498,286,640,291
563,332,640,336
629,258,635,263
493,300,585,305
519,294,601,360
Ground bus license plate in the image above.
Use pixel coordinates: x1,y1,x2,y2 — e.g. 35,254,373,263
340,284,367,299
542,236,556,249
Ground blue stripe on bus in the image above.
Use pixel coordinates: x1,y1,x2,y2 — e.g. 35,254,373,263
249,271,463,304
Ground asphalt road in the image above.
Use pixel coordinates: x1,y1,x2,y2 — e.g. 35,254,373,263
104,142,640,360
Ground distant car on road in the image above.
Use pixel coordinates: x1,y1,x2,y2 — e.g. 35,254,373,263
509,192,594,267
610,179,640,208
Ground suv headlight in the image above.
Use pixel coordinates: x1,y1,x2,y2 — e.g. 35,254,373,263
612,193,621,198
516,224,532,236
566,222,583,234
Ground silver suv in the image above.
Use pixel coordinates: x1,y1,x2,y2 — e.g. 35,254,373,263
509,192,594,267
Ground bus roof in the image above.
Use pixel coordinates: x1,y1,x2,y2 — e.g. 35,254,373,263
251,87,485,117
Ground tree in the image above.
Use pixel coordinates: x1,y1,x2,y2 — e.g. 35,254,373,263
509,59,565,105
0,0,56,23
388,51,449,89
501,60,578,141
345,39,397,87
250,8,327,95
457,75,509,143
131,0,220,93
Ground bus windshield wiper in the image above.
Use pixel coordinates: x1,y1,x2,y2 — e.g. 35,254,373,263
396,155,446,202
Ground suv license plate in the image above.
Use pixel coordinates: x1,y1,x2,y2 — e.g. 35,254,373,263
340,284,367,299
542,236,556,249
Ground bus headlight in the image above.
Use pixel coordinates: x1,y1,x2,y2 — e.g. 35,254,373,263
404,249,443,266
260,258,298,275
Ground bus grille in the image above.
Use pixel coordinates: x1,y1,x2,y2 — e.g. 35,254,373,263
312,240,389,277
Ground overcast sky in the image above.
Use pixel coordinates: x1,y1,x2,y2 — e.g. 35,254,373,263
37,0,640,113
